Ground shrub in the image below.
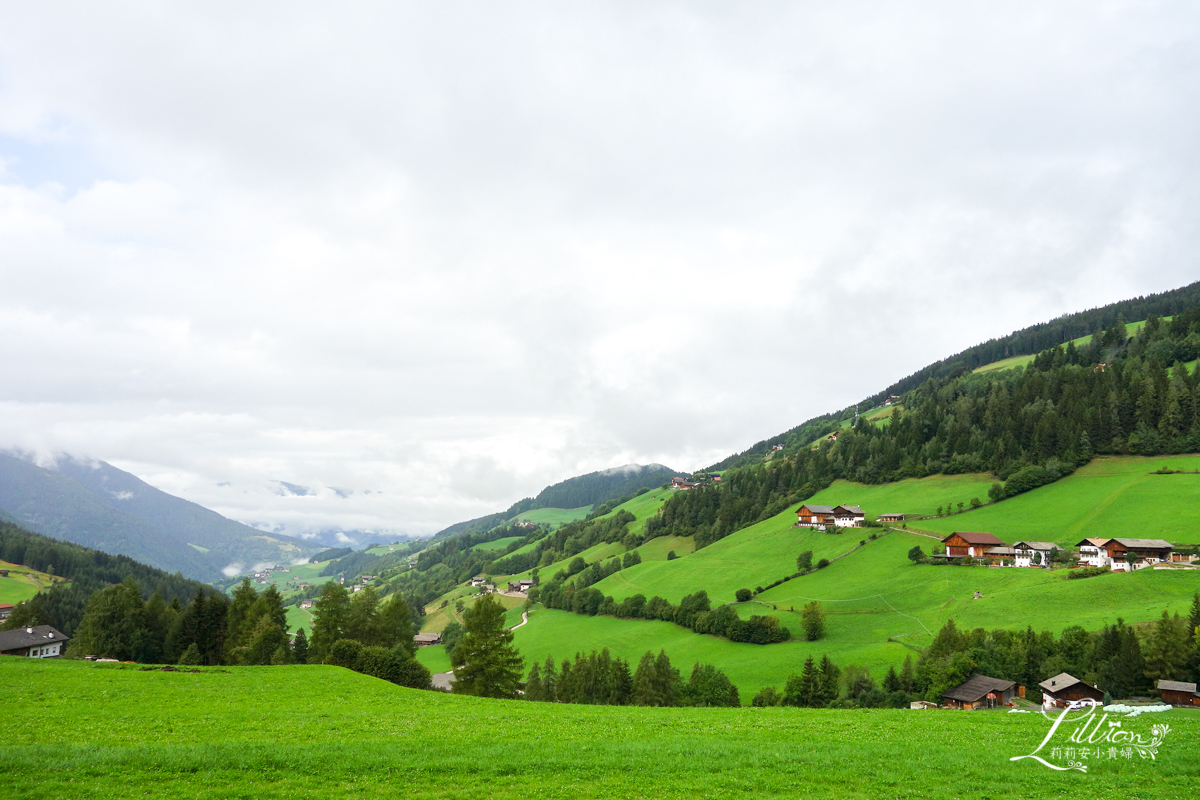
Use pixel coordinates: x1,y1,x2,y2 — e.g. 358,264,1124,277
751,686,783,707
666,550,677,560
801,601,825,641
735,588,752,603
816,558,830,569
1065,565,1111,580
326,639,364,670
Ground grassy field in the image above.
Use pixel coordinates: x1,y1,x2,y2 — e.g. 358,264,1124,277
0,560,65,605
471,535,524,552
804,472,999,519
593,507,862,606
514,506,593,527
6,658,1195,799
971,319,1154,375
285,605,313,636
916,455,1200,546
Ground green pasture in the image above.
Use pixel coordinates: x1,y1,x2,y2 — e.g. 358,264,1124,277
971,318,1155,375
285,605,313,636
592,507,861,606
415,643,452,674
804,472,998,519
5,658,1197,799
0,560,64,605
916,455,1200,546
471,535,523,552
635,534,695,560
514,506,593,527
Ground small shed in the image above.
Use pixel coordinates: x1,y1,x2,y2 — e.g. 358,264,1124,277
1039,673,1104,707
878,513,905,522
413,632,443,647
1157,679,1200,706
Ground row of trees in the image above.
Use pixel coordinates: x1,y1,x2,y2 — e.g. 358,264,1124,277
533,583,791,644
525,649,740,707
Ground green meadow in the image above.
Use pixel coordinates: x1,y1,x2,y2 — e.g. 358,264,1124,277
514,505,593,527
471,535,524,552
4,658,1197,799
916,455,1200,546
0,560,63,605
804,472,998,519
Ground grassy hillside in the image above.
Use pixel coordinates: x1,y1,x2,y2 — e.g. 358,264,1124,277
916,455,1200,546
471,535,524,552
513,506,592,527
804,473,998,519
0,559,64,605
8,658,1194,798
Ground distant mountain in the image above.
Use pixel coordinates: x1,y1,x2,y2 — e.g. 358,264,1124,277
0,453,314,581
432,463,678,541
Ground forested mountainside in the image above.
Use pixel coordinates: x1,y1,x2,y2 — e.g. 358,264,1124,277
0,453,313,581
650,305,1200,548
432,463,676,541
0,520,208,636
713,279,1200,471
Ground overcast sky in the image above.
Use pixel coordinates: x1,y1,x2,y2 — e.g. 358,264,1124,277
1,2,1197,539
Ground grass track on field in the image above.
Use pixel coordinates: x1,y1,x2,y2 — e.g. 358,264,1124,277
514,506,592,527
13,659,1198,800
804,472,998,519
915,455,1200,546
471,536,523,552
285,605,312,636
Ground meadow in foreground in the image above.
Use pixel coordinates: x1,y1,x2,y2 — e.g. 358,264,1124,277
4,658,1197,799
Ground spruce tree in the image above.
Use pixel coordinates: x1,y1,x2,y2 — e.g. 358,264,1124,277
293,628,309,664
449,594,524,699
524,661,544,702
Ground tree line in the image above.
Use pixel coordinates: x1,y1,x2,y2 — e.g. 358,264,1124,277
524,648,740,707
647,306,1200,549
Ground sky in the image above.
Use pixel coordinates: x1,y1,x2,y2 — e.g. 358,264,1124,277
1,2,1198,541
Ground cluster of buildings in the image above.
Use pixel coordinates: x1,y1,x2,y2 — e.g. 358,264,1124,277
670,475,722,491
936,531,1182,571
927,671,1200,710
794,504,871,528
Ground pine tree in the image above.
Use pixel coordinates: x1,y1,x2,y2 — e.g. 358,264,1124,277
1143,611,1189,682
449,594,524,699
524,661,544,702
309,583,350,663
293,628,309,665
818,654,841,705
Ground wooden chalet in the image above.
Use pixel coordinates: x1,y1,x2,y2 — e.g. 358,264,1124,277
942,674,1022,710
878,513,905,522
795,504,837,528
939,531,1005,559
832,505,865,528
1157,680,1200,706
1038,673,1103,707
413,632,443,647
1103,538,1173,568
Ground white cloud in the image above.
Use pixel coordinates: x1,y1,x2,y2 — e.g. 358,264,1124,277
0,3,1198,535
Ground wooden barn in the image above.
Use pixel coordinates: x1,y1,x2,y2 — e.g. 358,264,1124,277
942,674,1022,710
1157,679,1200,706
939,531,1005,559
1038,673,1104,707
878,513,905,522
795,504,837,528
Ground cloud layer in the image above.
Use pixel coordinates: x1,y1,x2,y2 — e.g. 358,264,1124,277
1,3,1198,536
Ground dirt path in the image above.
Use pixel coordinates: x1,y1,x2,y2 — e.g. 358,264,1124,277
508,610,529,631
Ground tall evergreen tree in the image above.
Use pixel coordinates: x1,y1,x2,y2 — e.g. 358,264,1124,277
449,594,524,699
309,583,351,663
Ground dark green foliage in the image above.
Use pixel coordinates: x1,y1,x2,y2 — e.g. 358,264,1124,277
784,656,821,707
0,520,205,636
67,577,148,661
356,645,432,689
308,582,350,662
817,558,830,569
907,545,926,563
1064,565,1111,579
326,638,364,670
751,686,783,706
310,547,354,563
293,628,309,664
177,643,201,665
796,551,813,572
666,550,678,560
164,589,229,666
440,621,464,657
735,588,752,603
801,601,825,641
633,650,682,707
450,594,524,699
683,662,740,707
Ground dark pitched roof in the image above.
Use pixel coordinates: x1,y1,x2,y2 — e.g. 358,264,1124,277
0,625,70,652
1111,538,1174,550
1157,679,1198,694
1039,672,1089,694
1013,541,1058,551
797,505,836,514
945,531,1005,546
834,505,865,515
942,674,1015,703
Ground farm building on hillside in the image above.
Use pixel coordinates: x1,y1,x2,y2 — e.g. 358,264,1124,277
470,576,487,587
413,632,443,647
1011,541,1059,568
984,546,1017,564
670,476,700,490
884,395,902,406
832,505,865,528
1157,680,1200,706
1075,538,1174,571
795,504,837,528
1039,673,1104,708
0,603,13,621
507,580,534,594
942,674,1022,709
300,601,313,609
878,513,905,522
938,531,1005,559
0,625,70,658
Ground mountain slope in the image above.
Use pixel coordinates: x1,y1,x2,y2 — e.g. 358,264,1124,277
0,453,313,581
